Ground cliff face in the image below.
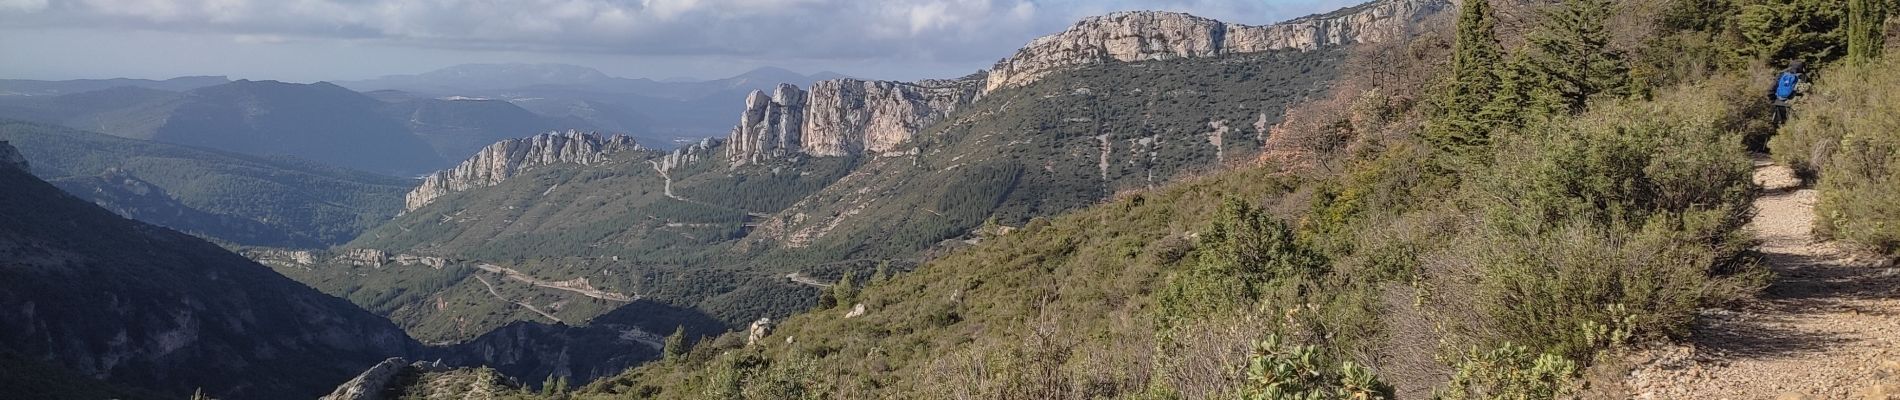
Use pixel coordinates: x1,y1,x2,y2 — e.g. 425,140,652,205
724,78,981,164
726,84,807,165
405,130,640,211
983,0,1450,92
804,79,979,156
720,1,1443,164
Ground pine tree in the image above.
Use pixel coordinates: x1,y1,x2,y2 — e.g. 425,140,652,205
832,270,858,307
1519,0,1633,112
870,261,890,284
190,388,212,400
1849,0,1888,63
1426,0,1506,164
664,325,688,361
1488,53,1568,132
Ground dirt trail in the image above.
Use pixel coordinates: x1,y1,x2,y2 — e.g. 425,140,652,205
472,275,564,324
1627,159,1900,399
474,263,635,302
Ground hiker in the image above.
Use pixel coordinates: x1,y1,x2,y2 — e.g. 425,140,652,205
1770,60,1806,127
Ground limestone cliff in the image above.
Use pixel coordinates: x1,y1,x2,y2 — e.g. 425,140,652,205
724,78,981,164
983,0,1450,92
803,78,979,156
0,140,25,172
726,84,807,165
405,130,640,211
720,2,1442,164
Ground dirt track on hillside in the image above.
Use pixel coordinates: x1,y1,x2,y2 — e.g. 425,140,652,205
1624,159,1900,399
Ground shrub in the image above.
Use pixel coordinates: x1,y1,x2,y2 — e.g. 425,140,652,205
1238,334,1394,400
1154,199,1324,335
1438,343,1578,400
1459,79,1765,360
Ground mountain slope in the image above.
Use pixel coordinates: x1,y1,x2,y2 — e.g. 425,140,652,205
0,120,411,247
293,1,1439,389
0,142,419,399
150,80,445,175
327,45,1346,346
381,97,594,162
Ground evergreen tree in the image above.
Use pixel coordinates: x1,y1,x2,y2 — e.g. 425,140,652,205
1848,0,1888,63
1489,53,1568,132
1519,0,1634,112
664,325,688,361
832,270,858,307
1426,0,1506,164
870,261,890,284
1736,0,1847,64
189,388,212,400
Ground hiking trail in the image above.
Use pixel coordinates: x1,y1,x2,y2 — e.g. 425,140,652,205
1625,158,1900,399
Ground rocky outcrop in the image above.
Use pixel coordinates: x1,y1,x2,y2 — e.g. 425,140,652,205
320,358,458,400
405,130,640,211
655,138,716,174
726,84,807,165
747,317,773,346
803,79,979,156
718,2,1443,164
319,357,409,400
245,248,445,269
724,78,981,164
339,248,391,267
0,140,25,172
983,0,1450,92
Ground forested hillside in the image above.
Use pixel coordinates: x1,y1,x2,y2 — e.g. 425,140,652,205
0,120,411,247
0,143,419,399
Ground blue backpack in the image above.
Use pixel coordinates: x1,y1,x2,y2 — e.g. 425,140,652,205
1775,72,1800,100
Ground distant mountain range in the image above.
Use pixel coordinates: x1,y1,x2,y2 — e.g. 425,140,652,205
0,64,851,174
0,80,582,175
0,76,230,96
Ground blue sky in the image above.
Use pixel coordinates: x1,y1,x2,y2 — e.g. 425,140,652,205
0,0,1362,82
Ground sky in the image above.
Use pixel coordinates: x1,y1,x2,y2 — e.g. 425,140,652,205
0,0,1363,83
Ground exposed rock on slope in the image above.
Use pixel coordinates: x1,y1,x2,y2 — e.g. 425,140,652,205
720,2,1443,164
984,0,1450,92
726,84,807,165
802,78,980,156
318,358,412,400
724,78,981,164
406,130,641,211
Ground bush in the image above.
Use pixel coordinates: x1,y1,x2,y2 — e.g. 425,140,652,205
1438,343,1578,400
1237,334,1394,400
1154,199,1323,336
1771,56,1900,255
1458,79,1765,361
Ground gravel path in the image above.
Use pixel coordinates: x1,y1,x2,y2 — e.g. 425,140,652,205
1625,159,1900,399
